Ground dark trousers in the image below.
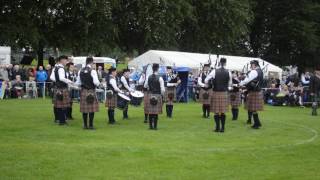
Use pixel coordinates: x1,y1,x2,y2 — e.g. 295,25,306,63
149,114,158,130
57,108,67,125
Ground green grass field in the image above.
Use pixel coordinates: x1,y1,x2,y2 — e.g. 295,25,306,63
0,99,319,179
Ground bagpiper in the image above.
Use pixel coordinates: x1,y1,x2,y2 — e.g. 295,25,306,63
230,71,241,120
198,64,211,118
105,67,123,124
205,58,232,133
51,55,74,125
76,57,100,129
145,64,165,130
164,66,181,118
239,60,264,129
120,69,134,119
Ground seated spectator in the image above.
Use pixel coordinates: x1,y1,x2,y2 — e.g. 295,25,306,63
11,75,25,99
273,85,290,106
26,76,37,98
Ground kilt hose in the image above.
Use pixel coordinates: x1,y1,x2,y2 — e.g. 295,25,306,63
105,94,117,109
210,91,229,114
230,91,241,108
164,87,176,105
54,88,71,108
245,91,264,112
143,91,150,113
199,88,211,105
52,88,56,105
80,89,99,113
146,94,163,115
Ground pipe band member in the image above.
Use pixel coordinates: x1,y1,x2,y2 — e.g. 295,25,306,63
52,55,73,125
198,63,211,118
309,66,320,116
105,67,123,124
145,64,165,130
66,62,76,120
76,57,100,129
138,72,149,123
205,58,232,133
120,69,134,119
239,60,264,129
164,66,181,118
230,71,241,120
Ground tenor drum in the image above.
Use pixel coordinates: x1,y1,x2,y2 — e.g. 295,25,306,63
117,93,131,110
130,91,144,106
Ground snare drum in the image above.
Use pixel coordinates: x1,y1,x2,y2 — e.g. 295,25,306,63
117,93,131,110
130,91,144,106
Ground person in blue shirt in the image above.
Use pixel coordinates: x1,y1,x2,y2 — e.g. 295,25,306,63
36,66,48,97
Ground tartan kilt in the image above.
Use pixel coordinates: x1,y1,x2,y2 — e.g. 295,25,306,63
145,94,163,115
230,91,241,108
164,87,176,105
245,91,264,112
105,94,117,109
199,88,211,105
80,89,99,113
210,91,229,113
143,91,150,113
54,88,71,108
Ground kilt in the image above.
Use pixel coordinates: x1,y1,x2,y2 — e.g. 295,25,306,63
143,91,150,113
230,91,241,108
164,87,176,105
80,89,99,113
245,91,264,111
199,88,211,105
210,91,229,113
105,94,117,109
145,94,163,115
54,88,71,108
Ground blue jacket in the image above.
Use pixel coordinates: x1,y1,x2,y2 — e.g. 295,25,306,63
36,70,48,82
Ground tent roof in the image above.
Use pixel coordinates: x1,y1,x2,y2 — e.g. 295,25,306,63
128,50,282,74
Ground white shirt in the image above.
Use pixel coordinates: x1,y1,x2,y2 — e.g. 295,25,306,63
301,73,310,85
197,72,207,88
75,65,100,87
121,76,133,91
138,74,145,85
144,73,165,95
239,70,258,86
50,64,72,84
109,76,122,93
204,68,233,88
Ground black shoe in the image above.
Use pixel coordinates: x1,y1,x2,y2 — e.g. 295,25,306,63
247,120,252,124
220,129,225,133
144,120,148,123
251,125,260,129
214,129,220,132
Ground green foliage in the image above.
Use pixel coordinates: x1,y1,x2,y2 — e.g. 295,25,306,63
0,99,320,179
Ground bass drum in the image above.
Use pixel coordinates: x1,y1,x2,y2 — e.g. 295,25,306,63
117,93,131,110
130,91,144,107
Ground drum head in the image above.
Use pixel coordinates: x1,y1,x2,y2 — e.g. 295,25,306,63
118,93,131,101
130,91,144,98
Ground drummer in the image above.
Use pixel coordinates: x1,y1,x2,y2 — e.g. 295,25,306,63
105,67,123,124
164,66,181,118
120,69,134,119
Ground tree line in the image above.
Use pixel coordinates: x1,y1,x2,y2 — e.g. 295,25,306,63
0,0,319,69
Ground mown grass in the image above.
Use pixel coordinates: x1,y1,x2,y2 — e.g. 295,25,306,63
0,99,319,179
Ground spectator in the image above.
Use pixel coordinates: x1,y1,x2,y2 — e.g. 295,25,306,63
6,64,13,80
97,66,107,81
12,65,23,81
187,72,195,101
36,66,48,97
45,64,54,97
11,75,25,99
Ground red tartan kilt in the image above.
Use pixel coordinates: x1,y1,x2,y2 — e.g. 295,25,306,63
145,94,163,114
143,91,150,112
210,91,229,113
105,94,117,108
80,89,99,113
199,88,211,105
54,88,71,108
164,87,176,105
230,91,241,108
245,91,264,111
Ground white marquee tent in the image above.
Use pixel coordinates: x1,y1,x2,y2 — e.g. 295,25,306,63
128,50,283,78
